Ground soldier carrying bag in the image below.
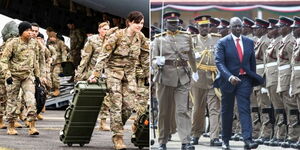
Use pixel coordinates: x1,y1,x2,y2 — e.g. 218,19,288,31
35,77,47,114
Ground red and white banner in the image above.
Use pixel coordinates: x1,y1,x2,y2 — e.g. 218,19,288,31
151,5,300,13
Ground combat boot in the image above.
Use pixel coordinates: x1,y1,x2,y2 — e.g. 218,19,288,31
99,119,110,131
37,114,44,120
0,117,7,129
7,121,18,135
28,121,39,135
112,135,127,150
52,89,60,97
14,121,22,128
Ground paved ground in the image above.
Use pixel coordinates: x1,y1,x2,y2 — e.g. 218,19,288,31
150,132,296,150
0,110,148,150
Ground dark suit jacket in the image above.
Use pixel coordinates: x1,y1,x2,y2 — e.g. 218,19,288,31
214,34,264,93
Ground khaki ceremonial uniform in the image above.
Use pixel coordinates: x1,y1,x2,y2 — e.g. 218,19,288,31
289,38,300,142
253,35,272,139
265,36,286,140
0,37,40,122
290,38,300,141
93,29,149,137
190,33,221,139
152,31,197,144
277,33,298,141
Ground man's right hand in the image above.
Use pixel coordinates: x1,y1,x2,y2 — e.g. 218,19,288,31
229,76,241,85
6,77,13,85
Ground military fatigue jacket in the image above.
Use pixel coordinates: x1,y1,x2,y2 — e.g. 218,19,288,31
93,28,149,80
75,34,105,80
152,30,197,87
48,39,68,65
290,38,300,95
265,36,282,87
0,37,40,79
191,33,221,89
277,33,296,93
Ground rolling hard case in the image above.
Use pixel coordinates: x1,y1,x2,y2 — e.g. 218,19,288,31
131,110,149,149
59,81,106,147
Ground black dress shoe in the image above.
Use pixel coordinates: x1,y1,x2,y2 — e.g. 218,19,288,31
190,137,199,145
158,144,167,150
264,138,275,146
244,140,259,149
203,132,210,138
210,138,222,146
269,139,284,146
254,137,270,145
231,133,241,141
291,141,299,148
181,143,195,150
222,141,230,150
281,140,297,148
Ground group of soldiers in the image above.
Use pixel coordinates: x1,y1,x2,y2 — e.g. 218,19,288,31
151,11,300,150
0,10,149,150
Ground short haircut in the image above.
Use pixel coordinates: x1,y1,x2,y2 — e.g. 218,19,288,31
31,22,39,27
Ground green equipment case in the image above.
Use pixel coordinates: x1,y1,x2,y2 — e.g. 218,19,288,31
131,110,149,149
59,81,106,147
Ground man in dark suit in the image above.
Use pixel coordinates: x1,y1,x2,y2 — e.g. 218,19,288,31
214,17,264,150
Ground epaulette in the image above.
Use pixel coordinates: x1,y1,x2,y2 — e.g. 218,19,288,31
178,30,191,34
210,33,222,37
154,32,167,37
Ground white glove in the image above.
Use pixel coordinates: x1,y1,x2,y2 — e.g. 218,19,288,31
155,56,165,66
289,86,293,97
192,72,199,82
195,52,201,59
261,87,269,94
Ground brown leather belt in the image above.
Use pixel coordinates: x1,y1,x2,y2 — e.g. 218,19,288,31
165,60,188,66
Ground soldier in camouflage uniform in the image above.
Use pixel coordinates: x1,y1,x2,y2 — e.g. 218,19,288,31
67,20,86,82
0,21,40,135
88,11,149,150
74,22,112,131
48,32,69,96
0,20,19,129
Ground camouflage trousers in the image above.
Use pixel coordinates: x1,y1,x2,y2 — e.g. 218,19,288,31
51,64,62,89
106,75,136,136
0,81,7,118
135,78,149,119
6,76,37,122
99,95,110,120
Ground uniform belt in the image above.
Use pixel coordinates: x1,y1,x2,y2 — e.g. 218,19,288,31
165,60,188,66
266,62,277,67
294,66,300,71
256,64,264,69
278,64,291,71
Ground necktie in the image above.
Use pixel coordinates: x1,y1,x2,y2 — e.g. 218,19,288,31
236,38,245,74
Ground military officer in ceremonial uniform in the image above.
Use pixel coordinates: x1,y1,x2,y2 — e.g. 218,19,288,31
275,16,298,148
152,11,198,150
290,16,300,149
251,19,273,144
217,18,230,37
189,15,222,146
242,17,256,41
263,18,286,146
209,17,221,34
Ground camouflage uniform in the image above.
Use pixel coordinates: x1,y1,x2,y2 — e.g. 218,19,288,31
92,29,149,136
135,47,150,118
48,39,68,89
74,34,110,120
69,28,86,68
0,41,9,119
0,37,40,122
